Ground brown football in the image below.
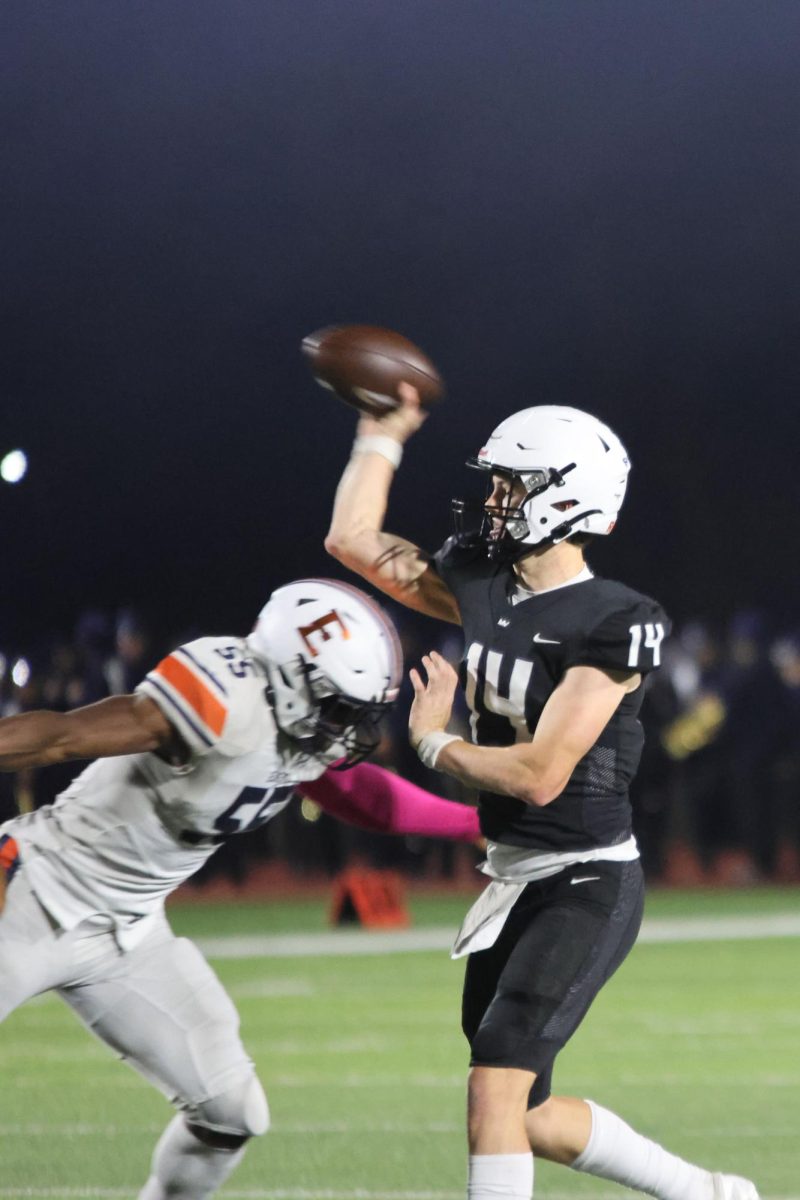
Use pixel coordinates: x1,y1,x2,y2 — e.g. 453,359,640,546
301,324,444,416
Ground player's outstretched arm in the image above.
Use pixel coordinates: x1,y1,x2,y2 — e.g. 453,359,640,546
0,695,173,771
409,652,638,807
301,761,480,840
325,384,460,624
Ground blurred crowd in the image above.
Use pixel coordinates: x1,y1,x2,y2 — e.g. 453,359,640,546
1,606,799,888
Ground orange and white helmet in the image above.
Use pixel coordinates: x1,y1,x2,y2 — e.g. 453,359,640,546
454,405,630,559
248,578,402,766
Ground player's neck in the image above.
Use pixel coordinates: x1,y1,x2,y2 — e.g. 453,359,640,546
514,541,587,594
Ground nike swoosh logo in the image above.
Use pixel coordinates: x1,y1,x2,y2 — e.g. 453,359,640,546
533,633,561,644
570,875,601,885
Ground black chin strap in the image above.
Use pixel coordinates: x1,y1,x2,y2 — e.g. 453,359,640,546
548,507,602,543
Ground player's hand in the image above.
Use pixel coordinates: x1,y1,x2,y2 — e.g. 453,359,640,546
408,651,459,747
356,382,429,445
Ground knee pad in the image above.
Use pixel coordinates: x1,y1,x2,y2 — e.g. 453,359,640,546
189,1071,270,1139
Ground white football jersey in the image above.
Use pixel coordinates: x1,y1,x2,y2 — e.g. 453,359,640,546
4,637,329,948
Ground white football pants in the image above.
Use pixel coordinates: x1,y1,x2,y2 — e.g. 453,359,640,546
0,869,257,1125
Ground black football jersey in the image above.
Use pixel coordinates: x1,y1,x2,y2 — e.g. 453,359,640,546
433,535,670,852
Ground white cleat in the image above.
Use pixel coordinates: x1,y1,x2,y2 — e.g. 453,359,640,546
711,1174,760,1200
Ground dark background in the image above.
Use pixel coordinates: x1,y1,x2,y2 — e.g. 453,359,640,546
3,0,800,649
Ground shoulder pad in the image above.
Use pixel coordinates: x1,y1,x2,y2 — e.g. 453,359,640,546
568,596,670,675
433,532,485,575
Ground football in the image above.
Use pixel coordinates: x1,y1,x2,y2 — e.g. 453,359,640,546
301,324,444,416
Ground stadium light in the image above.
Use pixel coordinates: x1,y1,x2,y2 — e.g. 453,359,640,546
1,449,28,484
11,658,30,688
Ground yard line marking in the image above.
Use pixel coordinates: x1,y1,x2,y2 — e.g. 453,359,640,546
615,1073,800,1087
0,1123,161,1136
10,1074,145,1090
0,1192,795,1200
270,1068,798,1092
641,913,800,942
274,1122,461,1133
196,927,457,958
0,1045,111,1063
195,912,800,959
0,1118,790,1139
247,1034,392,1055
228,978,315,999
0,1120,461,1136
0,1192,730,1199
0,1192,466,1199
272,1073,463,1088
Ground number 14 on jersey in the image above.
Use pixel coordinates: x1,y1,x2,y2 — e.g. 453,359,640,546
627,623,665,668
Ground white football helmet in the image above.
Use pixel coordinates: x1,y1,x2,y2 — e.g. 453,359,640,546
248,578,402,767
453,405,630,559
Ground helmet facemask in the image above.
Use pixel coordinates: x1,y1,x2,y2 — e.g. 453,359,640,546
265,653,394,767
298,658,392,767
453,461,584,562
312,684,391,767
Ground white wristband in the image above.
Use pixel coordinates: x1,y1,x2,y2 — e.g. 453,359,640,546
416,731,464,770
352,435,403,470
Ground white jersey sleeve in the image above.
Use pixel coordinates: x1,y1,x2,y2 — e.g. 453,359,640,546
136,637,267,758
5,636,329,951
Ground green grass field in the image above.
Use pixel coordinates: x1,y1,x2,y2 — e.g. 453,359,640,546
2,888,799,1198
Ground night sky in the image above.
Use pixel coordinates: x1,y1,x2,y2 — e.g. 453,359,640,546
3,0,800,652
